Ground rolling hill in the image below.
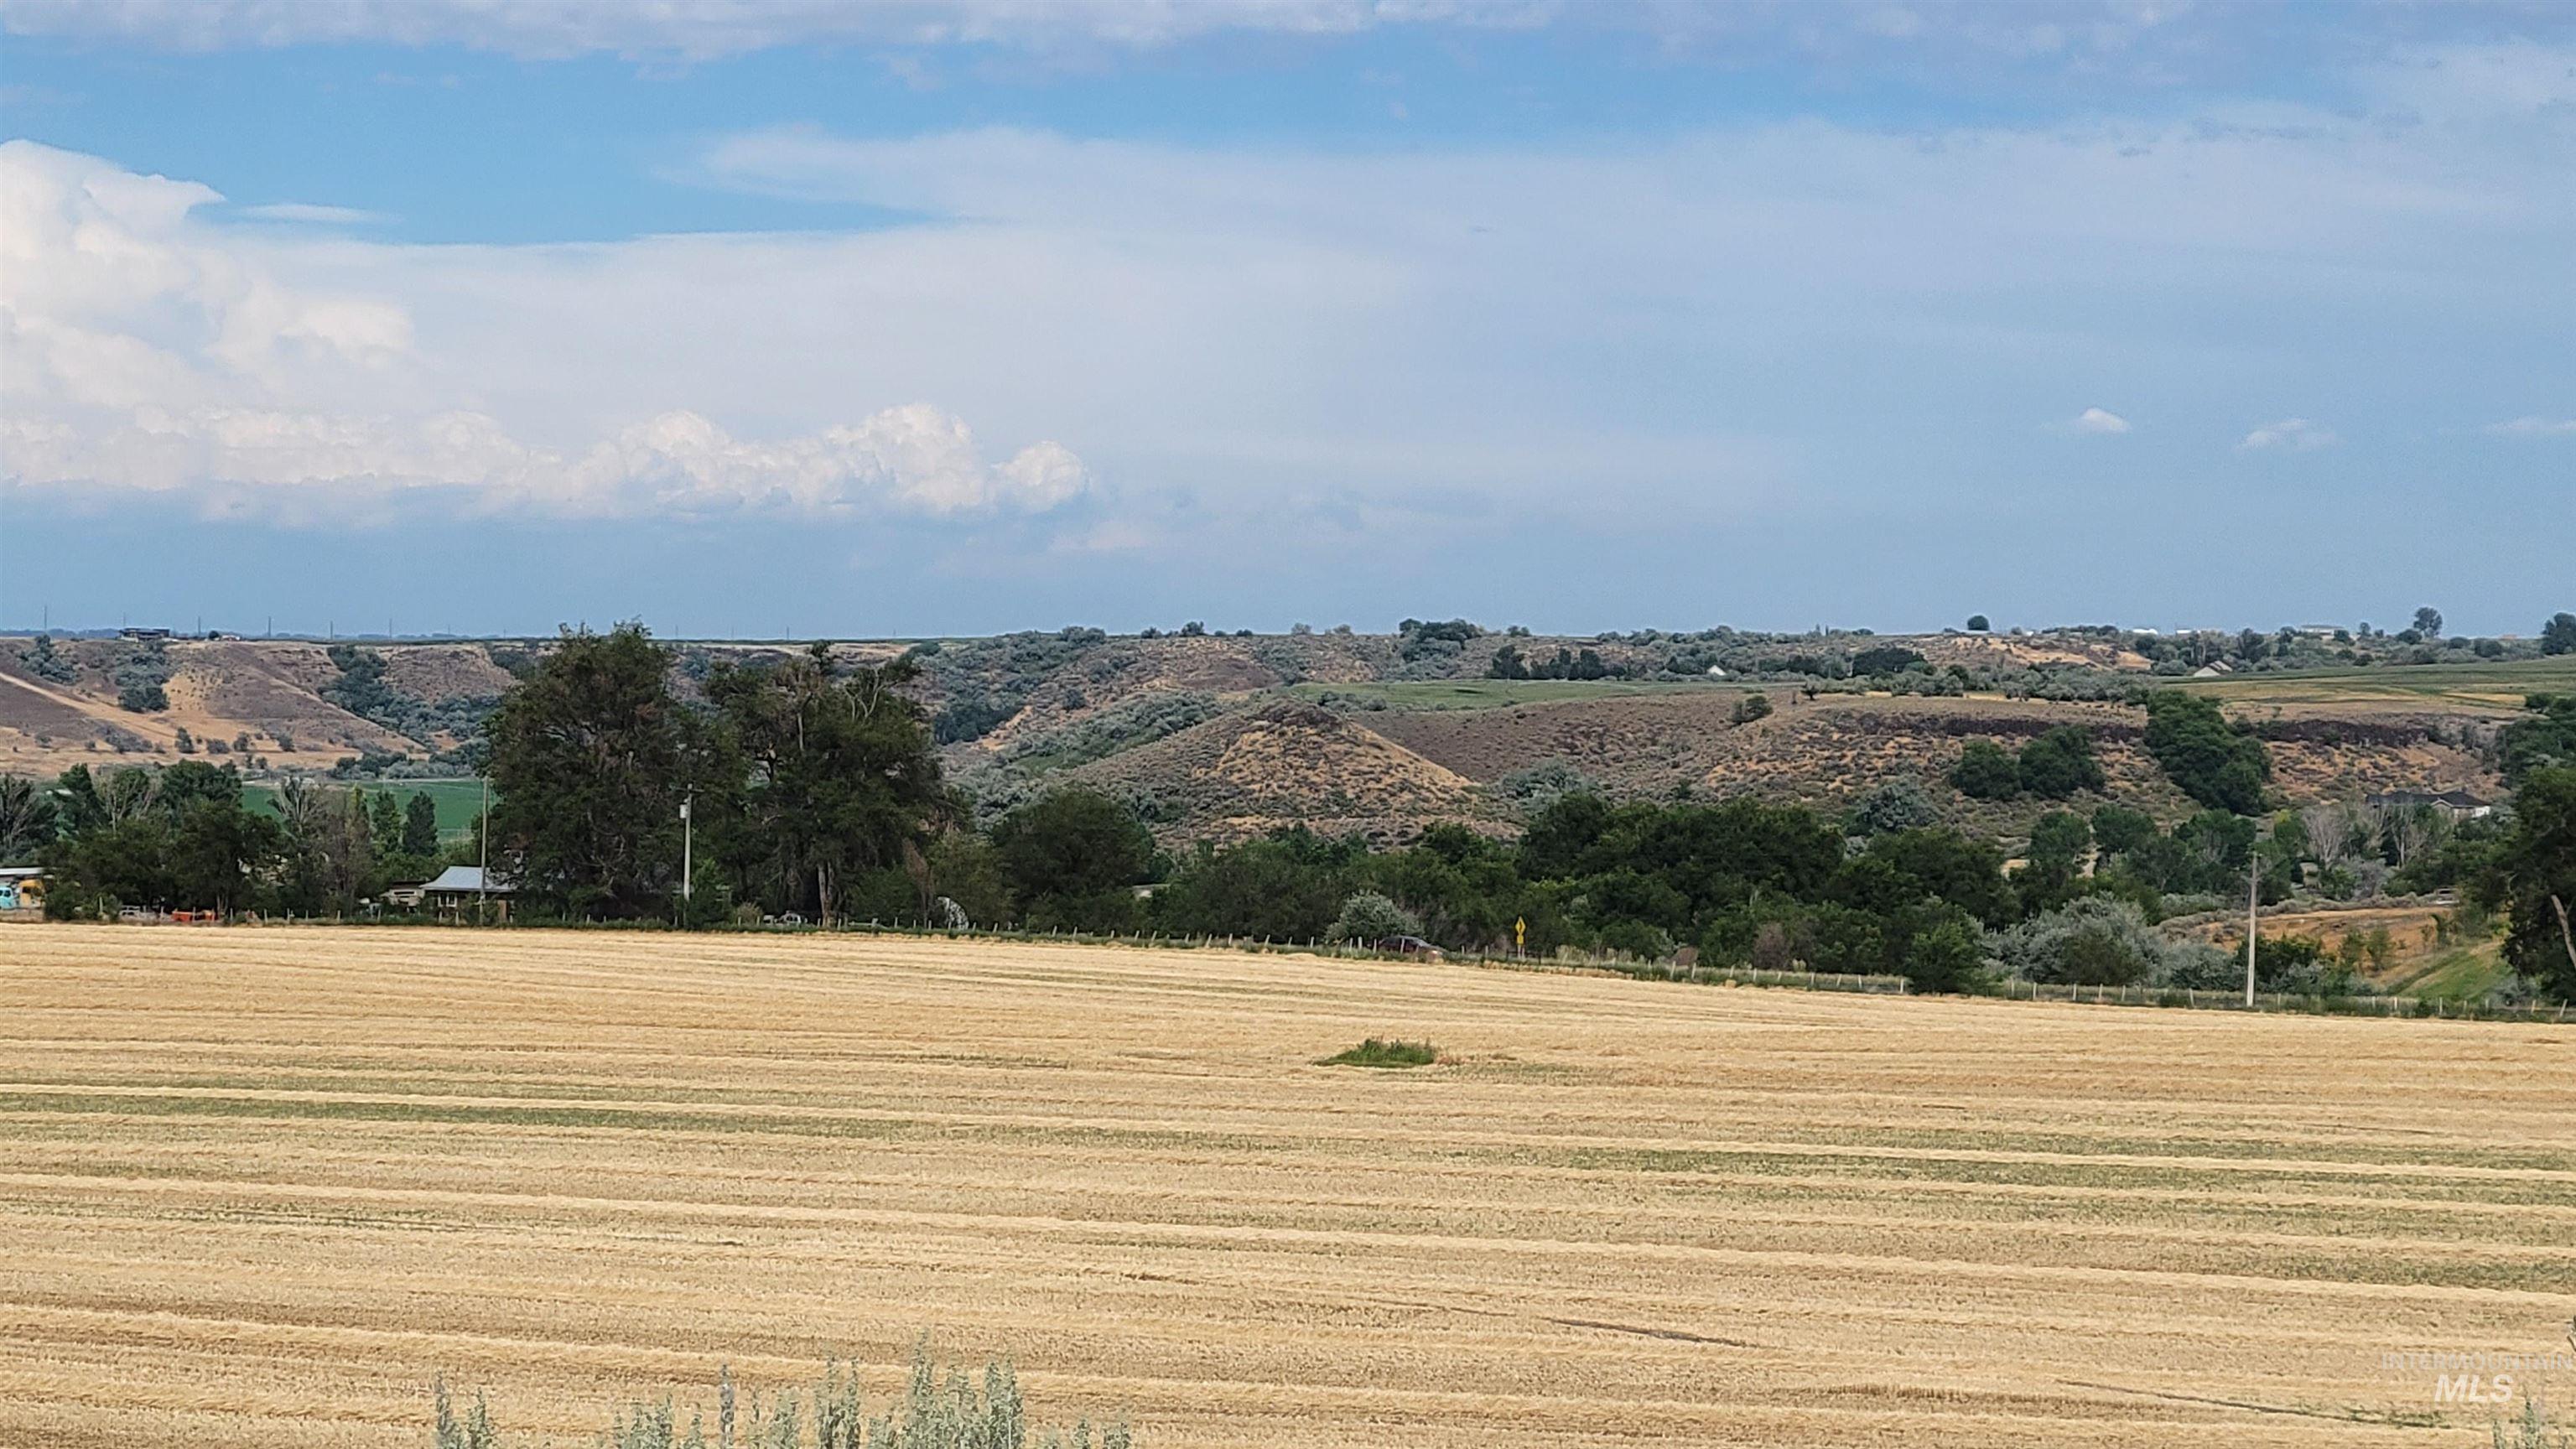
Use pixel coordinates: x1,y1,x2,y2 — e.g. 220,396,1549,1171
2,629,2552,844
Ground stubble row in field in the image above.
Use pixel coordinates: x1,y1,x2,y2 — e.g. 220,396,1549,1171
0,924,2568,1446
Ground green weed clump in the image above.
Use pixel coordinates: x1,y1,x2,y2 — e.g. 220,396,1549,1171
1320,1038,1438,1068
437,1343,1130,1449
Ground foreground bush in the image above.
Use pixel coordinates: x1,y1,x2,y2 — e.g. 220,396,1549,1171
1989,896,2223,987
434,1347,1132,1449
1320,1037,1438,1067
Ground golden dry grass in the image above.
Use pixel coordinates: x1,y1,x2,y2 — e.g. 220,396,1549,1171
1,924,2570,1447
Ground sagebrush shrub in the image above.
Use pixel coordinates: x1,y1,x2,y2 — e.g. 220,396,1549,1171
437,1343,1130,1449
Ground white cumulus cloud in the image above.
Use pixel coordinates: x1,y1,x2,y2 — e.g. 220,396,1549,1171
0,140,1086,521
2065,406,2132,434
2237,418,2339,452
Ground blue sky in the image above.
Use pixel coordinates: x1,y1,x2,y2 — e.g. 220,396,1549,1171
2,1,2570,639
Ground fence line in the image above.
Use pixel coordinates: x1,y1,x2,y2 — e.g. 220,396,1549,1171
80,909,2571,1022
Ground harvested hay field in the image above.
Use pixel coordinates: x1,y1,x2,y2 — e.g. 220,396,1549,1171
2,927,2570,1447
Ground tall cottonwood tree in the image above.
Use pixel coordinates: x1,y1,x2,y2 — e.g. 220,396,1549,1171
485,623,710,918
705,642,948,926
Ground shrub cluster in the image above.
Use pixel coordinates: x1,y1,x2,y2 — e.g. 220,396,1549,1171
1950,727,2104,802
437,1347,1130,1449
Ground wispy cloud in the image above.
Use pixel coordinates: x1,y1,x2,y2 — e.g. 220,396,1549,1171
2,0,2547,82
2485,415,2576,438
2238,418,2340,452
2059,407,2132,435
234,201,393,225
0,0,1543,60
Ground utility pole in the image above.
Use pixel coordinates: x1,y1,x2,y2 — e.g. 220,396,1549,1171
477,775,491,927
2244,851,2261,1007
679,792,694,908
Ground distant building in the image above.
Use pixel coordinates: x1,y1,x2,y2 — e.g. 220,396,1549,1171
420,865,515,920
118,626,172,641
2365,789,2493,821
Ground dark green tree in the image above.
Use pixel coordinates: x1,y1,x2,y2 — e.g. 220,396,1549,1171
2542,612,2576,656
2475,766,2576,1000
1158,834,1352,942
41,762,279,916
924,833,1011,927
2015,726,2105,798
707,642,947,926
2012,813,2090,913
1899,905,1989,994
1838,828,2017,927
2090,804,2158,857
1369,823,1548,952
2499,694,2576,787
1966,615,1990,632
2142,692,2269,814
2412,605,2443,638
0,775,59,863
2022,810,2093,896
990,788,1156,931
1950,740,2022,800
1515,793,1614,881
485,622,708,918
402,792,440,857
167,795,285,914
367,790,403,858
1851,645,1927,677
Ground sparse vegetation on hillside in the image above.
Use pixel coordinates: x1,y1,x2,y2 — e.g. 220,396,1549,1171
323,644,500,746
912,627,1112,745
114,639,171,713
18,633,76,684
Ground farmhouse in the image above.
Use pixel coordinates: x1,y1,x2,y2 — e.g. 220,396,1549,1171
2364,788,2494,820
419,865,514,920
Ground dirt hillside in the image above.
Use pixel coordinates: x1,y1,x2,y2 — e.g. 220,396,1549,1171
1072,700,1493,844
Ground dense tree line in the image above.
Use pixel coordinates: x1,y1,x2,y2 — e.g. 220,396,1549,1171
22,762,456,918
7,626,2570,1003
